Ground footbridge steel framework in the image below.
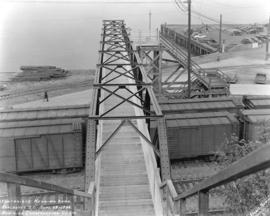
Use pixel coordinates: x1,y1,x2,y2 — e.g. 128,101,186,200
138,34,230,99
85,20,171,201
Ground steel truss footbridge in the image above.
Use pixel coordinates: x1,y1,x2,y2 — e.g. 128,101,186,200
85,20,171,216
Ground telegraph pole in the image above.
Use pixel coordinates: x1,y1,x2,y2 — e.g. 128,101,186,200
217,14,222,61
187,0,191,98
219,14,222,53
149,11,152,39
266,16,270,60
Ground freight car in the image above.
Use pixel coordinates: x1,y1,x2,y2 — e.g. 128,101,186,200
240,109,270,142
243,96,270,109
151,96,243,115
0,118,85,173
0,105,89,173
150,112,239,159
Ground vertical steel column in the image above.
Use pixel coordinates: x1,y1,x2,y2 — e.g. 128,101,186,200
153,50,161,95
85,119,96,191
157,118,171,180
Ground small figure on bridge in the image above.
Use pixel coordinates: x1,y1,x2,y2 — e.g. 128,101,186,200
44,91,49,102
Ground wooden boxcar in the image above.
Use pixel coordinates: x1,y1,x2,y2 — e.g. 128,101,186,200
0,104,89,122
0,118,84,173
240,109,270,142
243,96,270,109
0,105,89,173
151,97,243,115
150,112,239,159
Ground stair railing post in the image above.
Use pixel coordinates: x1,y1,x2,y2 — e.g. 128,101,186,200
69,194,75,216
180,198,186,216
198,190,209,216
174,197,180,215
7,183,21,216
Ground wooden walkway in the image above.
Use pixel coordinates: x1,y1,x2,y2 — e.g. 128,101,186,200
96,74,156,216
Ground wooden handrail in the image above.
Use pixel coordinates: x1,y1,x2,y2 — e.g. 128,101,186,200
160,179,178,199
159,144,270,215
0,172,93,198
175,144,270,200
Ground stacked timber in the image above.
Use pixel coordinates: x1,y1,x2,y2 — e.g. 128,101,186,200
13,66,69,81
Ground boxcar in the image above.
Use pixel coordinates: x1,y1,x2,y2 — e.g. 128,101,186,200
150,112,239,159
0,118,84,173
240,109,270,142
151,96,243,115
243,96,270,109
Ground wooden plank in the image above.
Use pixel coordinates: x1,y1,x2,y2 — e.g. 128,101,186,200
157,118,171,180
0,172,92,198
47,135,63,168
166,179,178,199
15,138,32,171
32,136,48,169
176,144,270,200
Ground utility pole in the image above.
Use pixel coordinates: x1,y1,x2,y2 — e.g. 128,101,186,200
187,0,191,98
219,14,222,53
266,16,270,60
149,11,152,40
217,14,222,61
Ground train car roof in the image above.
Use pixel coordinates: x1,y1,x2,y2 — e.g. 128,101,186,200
0,104,89,122
0,118,83,138
151,111,238,128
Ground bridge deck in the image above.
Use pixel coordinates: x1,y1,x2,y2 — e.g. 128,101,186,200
96,74,155,216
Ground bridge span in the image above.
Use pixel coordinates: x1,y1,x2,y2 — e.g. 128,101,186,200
85,20,171,216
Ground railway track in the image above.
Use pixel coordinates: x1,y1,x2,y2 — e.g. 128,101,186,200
171,159,227,215
0,80,93,101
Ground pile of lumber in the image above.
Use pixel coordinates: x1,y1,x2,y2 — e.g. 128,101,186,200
13,66,69,81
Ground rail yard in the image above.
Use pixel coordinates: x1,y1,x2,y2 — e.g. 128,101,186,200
0,3,270,216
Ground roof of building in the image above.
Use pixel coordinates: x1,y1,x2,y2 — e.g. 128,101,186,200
0,105,89,122
151,111,238,128
0,118,83,138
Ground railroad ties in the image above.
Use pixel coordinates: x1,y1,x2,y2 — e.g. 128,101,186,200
86,20,170,216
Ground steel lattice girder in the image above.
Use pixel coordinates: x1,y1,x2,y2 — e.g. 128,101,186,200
85,119,96,191
87,20,171,183
91,20,163,119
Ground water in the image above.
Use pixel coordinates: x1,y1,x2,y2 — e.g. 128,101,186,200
0,1,268,73
0,1,185,72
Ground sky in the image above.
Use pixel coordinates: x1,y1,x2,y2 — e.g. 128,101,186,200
0,0,269,72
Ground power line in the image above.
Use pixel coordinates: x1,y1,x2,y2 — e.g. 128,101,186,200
2,0,175,3
174,0,186,12
203,0,264,9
